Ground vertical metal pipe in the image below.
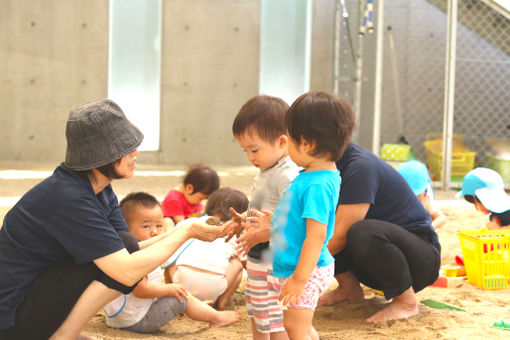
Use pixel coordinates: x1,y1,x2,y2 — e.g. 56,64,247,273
333,0,342,94
372,0,384,155
352,0,365,144
442,0,458,189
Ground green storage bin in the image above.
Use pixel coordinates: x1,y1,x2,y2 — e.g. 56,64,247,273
488,154,510,183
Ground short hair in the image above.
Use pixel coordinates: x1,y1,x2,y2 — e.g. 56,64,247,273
285,91,355,161
184,164,220,195
464,195,475,204
68,160,122,183
119,192,161,223
205,187,249,222
232,95,289,143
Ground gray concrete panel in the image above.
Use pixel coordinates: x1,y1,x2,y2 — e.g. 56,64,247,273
0,0,109,162
151,0,260,166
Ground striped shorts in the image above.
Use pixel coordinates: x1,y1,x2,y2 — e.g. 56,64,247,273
245,257,285,333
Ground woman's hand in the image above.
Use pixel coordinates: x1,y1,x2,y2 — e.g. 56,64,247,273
187,219,236,242
279,276,306,307
165,283,188,303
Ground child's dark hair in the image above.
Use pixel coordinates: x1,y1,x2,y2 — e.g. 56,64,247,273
184,164,220,195
232,95,289,143
464,195,475,204
120,192,161,222
205,187,249,222
285,91,355,161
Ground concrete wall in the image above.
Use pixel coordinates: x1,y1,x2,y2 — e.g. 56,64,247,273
0,0,338,166
0,0,109,162
139,0,260,166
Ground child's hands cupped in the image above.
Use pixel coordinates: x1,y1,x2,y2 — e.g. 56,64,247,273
189,220,236,242
279,276,305,308
235,227,262,256
166,283,188,303
246,209,272,231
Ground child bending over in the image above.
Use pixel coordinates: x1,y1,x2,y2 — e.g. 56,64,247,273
162,164,220,226
457,167,510,229
164,187,249,310
249,91,350,340
232,95,300,340
103,192,239,333
397,160,446,229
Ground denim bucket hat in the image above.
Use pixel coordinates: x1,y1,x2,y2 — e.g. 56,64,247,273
65,99,144,171
397,160,430,196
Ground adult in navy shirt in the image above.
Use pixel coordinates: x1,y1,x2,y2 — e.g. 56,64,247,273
0,100,234,340
319,143,440,323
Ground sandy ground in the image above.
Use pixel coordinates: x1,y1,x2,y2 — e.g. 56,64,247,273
1,162,510,339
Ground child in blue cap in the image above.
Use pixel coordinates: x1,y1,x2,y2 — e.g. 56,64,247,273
398,160,446,229
456,167,510,229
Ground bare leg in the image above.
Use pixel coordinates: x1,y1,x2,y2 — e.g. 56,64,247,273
283,308,316,340
216,257,243,310
164,263,177,284
184,294,239,327
317,270,364,306
250,318,289,340
49,280,120,340
366,286,419,323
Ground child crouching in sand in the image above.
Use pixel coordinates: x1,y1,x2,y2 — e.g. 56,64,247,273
164,187,249,310
103,192,239,333
457,167,510,229
248,91,350,339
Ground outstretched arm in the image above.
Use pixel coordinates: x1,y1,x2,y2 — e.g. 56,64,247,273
94,220,236,286
327,203,370,256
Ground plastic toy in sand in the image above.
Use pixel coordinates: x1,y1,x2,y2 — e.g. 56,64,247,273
492,320,510,330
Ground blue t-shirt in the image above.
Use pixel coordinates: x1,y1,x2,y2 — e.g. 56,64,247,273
270,170,340,278
336,144,439,247
0,164,129,329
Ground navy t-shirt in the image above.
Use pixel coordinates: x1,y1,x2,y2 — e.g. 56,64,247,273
336,144,439,247
0,164,129,329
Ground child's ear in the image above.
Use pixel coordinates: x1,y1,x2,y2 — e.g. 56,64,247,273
278,134,288,149
301,137,314,153
184,184,194,194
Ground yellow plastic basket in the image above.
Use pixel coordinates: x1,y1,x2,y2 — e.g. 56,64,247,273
457,229,510,289
423,136,476,181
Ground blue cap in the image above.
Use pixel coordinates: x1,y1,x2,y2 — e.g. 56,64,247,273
397,160,430,196
455,167,505,198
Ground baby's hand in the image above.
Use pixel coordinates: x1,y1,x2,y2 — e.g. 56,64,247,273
166,283,188,303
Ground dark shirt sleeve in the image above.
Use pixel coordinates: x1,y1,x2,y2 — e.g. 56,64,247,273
338,157,380,205
49,196,126,264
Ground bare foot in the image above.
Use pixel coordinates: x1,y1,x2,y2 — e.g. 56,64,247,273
318,272,364,306
366,287,419,323
210,311,240,327
216,296,229,310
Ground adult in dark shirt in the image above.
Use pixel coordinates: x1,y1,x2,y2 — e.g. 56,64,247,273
319,143,440,323
0,99,234,340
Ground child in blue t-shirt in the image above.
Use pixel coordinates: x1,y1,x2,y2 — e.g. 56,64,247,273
248,91,353,339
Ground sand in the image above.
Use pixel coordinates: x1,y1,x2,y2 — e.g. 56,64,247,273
1,162,509,339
